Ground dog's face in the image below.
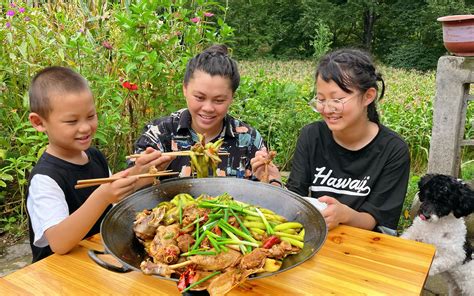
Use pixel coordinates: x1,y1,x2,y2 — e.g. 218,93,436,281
417,174,474,221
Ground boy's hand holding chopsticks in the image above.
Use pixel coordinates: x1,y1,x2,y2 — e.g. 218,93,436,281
75,170,179,189
76,147,178,190
127,147,177,189
89,170,139,204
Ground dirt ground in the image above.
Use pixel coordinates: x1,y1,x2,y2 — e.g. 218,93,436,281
0,233,32,277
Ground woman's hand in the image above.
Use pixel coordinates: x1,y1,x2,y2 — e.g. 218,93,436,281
250,147,281,183
132,147,176,174
318,196,351,230
128,147,176,189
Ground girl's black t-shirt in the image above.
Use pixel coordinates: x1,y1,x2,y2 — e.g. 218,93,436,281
286,121,410,230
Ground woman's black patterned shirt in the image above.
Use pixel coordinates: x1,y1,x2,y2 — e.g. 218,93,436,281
133,109,265,177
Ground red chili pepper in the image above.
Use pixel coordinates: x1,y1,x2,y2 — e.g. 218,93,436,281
213,225,222,236
262,235,281,249
177,267,197,292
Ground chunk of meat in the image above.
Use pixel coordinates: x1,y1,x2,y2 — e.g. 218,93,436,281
207,268,244,296
182,204,210,227
261,150,277,183
155,224,180,247
267,240,293,259
189,249,242,271
239,248,268,270
176,233,195,253
150,224,181,264
140,259,175,277
133,206,166,241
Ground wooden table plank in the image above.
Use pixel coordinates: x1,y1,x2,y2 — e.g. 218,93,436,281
0,277,34,295
1,225,435,295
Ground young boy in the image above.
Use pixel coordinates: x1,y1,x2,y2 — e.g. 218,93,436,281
27,66,171,262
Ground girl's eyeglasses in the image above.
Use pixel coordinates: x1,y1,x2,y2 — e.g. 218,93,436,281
308,93,359,114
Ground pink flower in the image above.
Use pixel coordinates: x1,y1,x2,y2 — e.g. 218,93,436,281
204,12,214,17
102,41,113,50
10,3,16,7
6,10,15,17
24,16,30,21
190,17,200,23
6,22,11,28
19,7,25,13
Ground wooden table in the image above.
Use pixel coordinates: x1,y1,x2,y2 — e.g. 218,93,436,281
1,225,435,295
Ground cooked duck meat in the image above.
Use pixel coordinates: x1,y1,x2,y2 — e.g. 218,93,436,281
189,249,242,271
156,224,180,247
267,240,293,260
150,244,180,264
134,192,306,295
207,268,244,296
227,216,238,227
200,237,211,249
182,204,210,227
149,224,181,264
239,248,268,270
176,233,195,253
133,206,167,240
140,259,175,278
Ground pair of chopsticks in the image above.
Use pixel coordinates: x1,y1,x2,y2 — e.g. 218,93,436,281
126,150,230,160
75,170,179,189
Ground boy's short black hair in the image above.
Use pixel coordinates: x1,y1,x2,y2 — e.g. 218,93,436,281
29,66,90,118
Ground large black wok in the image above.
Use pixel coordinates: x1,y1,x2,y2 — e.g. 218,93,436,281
90,177,327,281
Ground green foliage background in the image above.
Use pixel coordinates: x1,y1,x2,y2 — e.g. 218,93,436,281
219,0,473,71
0,0,234,233
0,1,473,235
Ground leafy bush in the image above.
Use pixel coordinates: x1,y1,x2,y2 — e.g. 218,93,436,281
311,21,332,61
231,75,315,170
0,0,233,233
383,43,445,71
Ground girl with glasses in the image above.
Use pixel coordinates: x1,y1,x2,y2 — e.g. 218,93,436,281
251,48,410,234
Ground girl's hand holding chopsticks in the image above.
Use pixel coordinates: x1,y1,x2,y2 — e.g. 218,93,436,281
250,147,281,184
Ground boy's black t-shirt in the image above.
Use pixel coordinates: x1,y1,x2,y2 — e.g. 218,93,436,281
27,147,110,262
286,121,410,230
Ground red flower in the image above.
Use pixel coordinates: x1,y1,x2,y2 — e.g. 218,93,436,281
122,81,138,91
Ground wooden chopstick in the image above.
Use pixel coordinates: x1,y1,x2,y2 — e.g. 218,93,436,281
126,150,230,160
76,169,172,184
75,170,178,189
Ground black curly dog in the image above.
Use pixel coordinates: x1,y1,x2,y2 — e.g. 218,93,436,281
402,174,474,295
